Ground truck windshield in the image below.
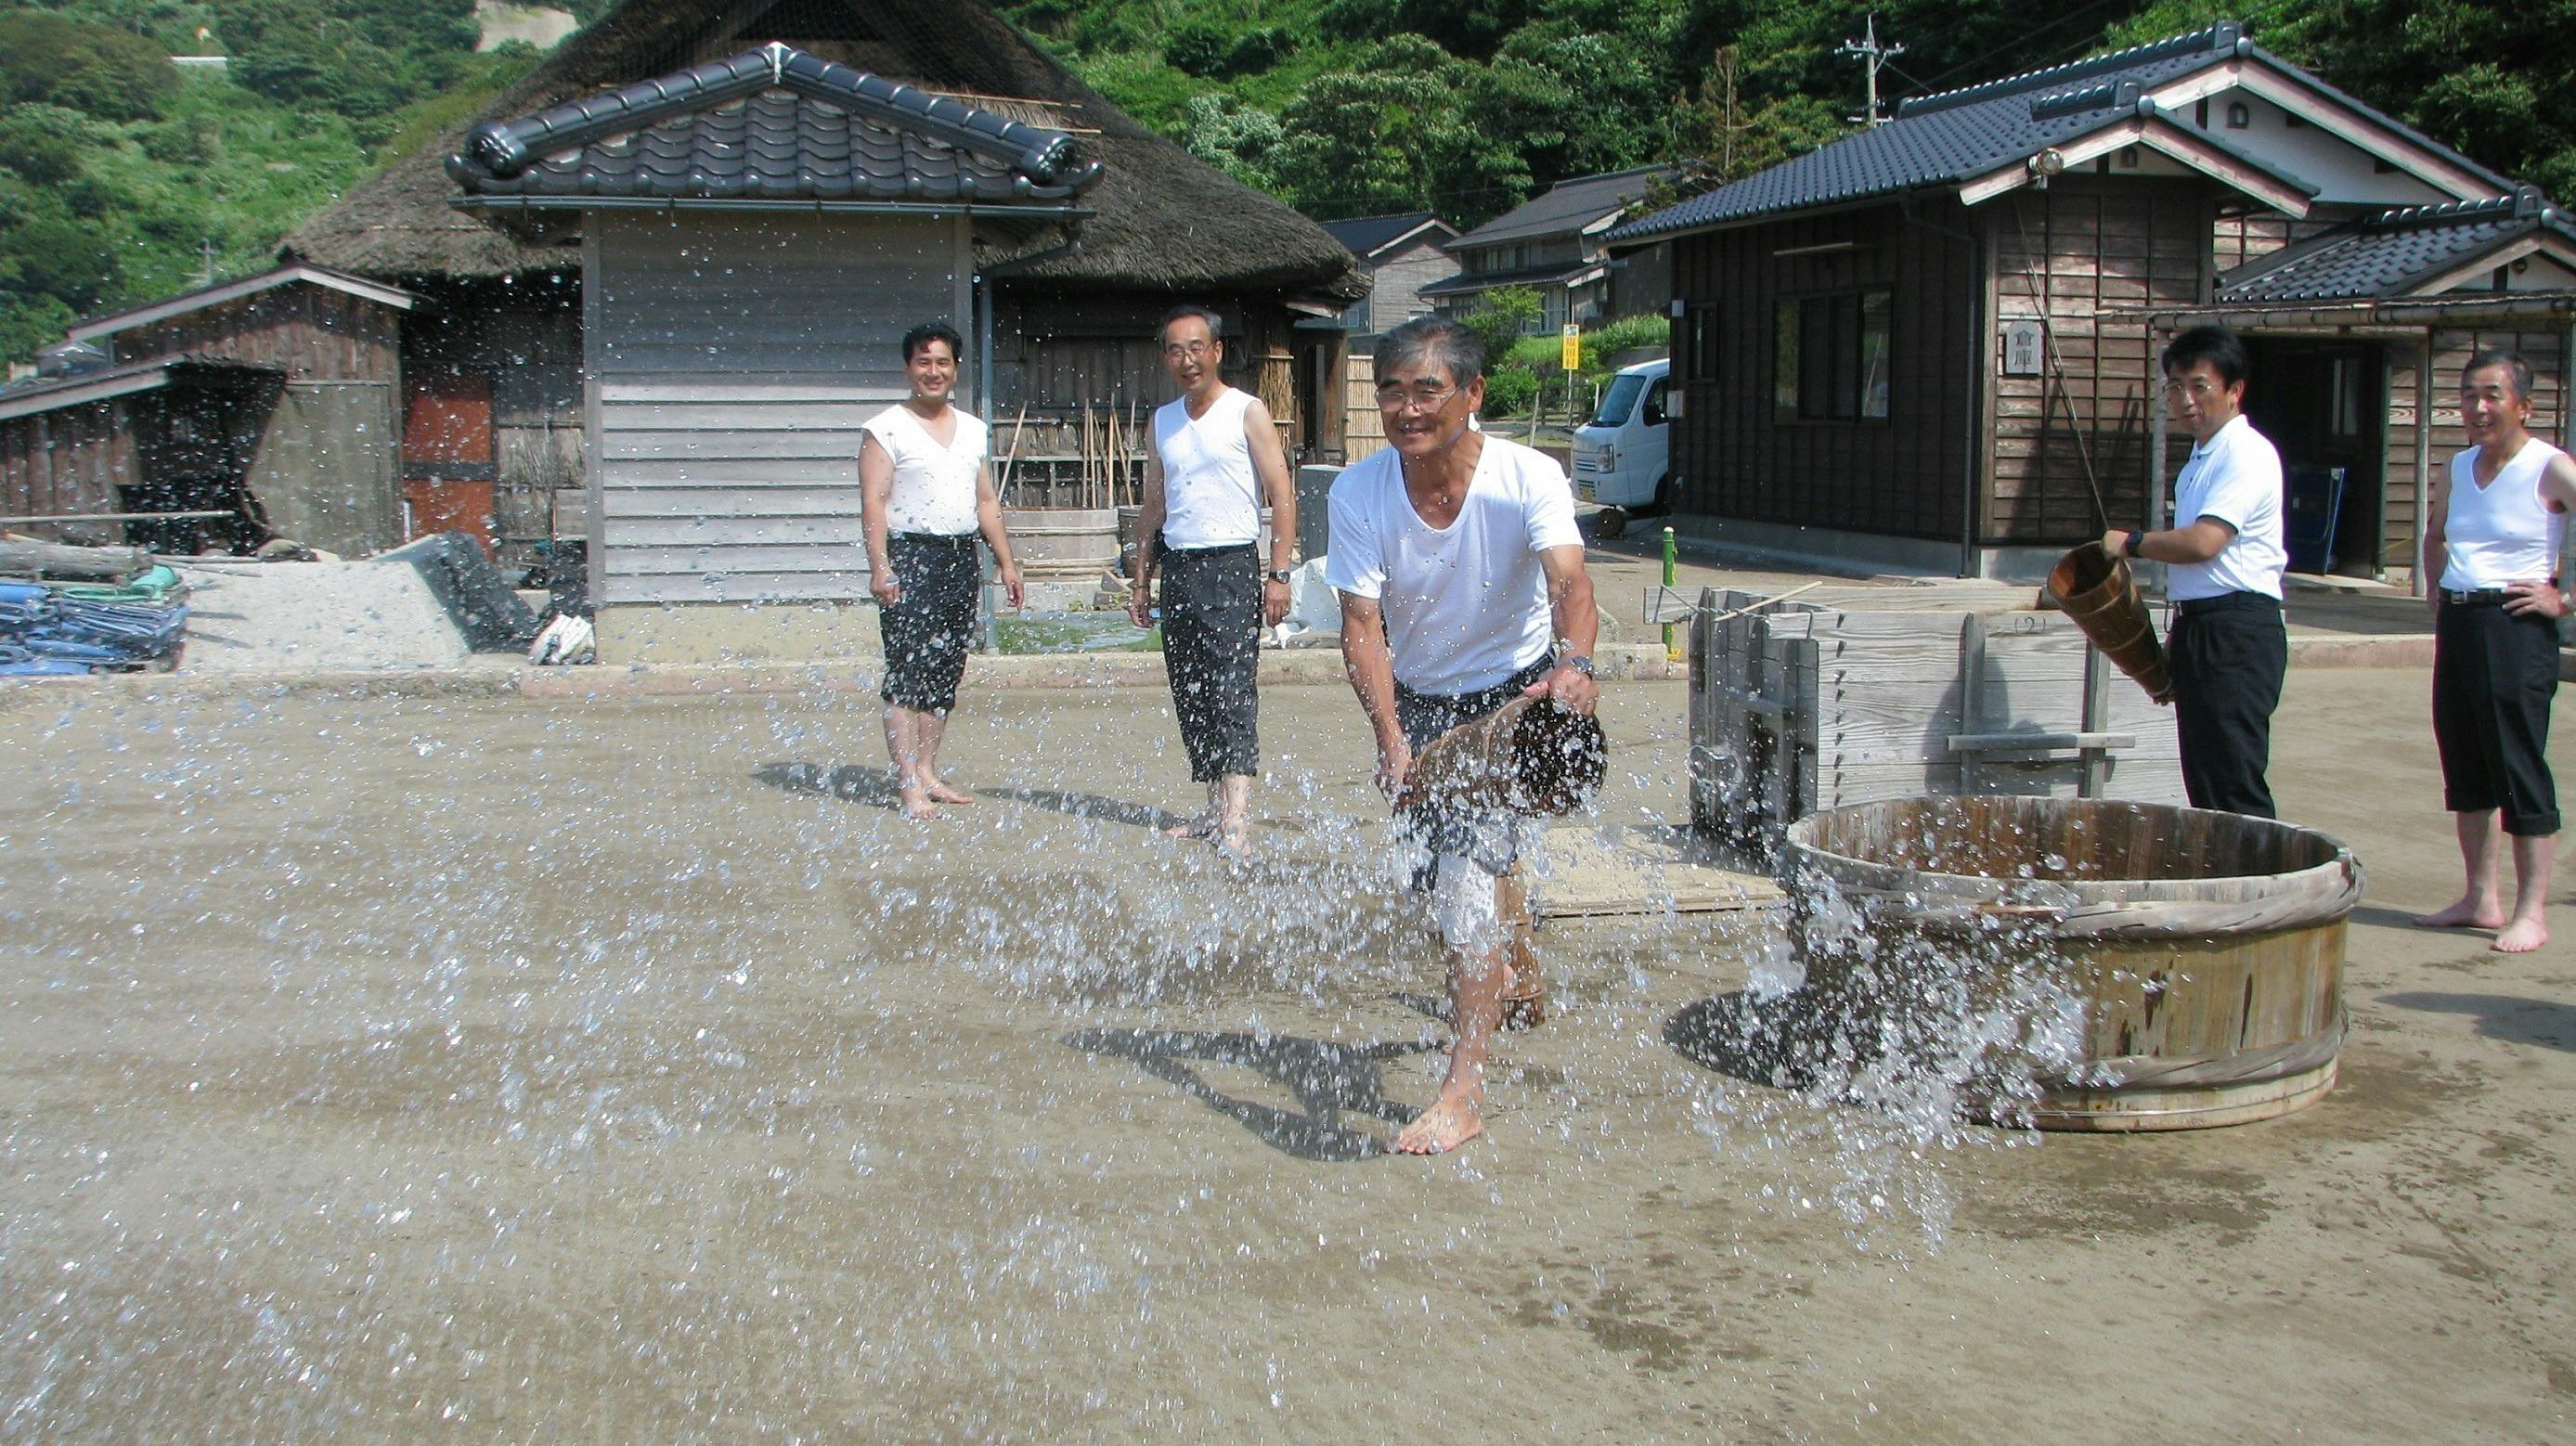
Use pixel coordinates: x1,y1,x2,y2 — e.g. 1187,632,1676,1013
1591,373,1647,427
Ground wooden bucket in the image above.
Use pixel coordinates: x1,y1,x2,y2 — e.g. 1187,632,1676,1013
1781,795,2362,1130
1003,507,1120,578
2046,542,2173,703
1400,695,1607,818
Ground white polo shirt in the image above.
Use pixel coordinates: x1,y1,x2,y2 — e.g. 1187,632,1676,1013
2168,414,2285,601
1325,434,1584,695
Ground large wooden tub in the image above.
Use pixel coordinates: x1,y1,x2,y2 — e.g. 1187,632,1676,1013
1780,796,2363,1130
1003,507,1120,578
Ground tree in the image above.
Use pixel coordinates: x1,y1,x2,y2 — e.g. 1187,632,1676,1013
0,11,178,122
1182,94,1285,191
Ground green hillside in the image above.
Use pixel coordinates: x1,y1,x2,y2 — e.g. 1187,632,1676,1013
1,0,2569,365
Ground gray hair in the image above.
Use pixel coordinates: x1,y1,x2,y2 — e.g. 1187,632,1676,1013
1159,304,1223,342
2463,348,2534,405
1379,315,1486,387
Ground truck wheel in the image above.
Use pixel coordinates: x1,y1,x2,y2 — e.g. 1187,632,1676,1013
1652,473,1677,513
1593,508,1628,539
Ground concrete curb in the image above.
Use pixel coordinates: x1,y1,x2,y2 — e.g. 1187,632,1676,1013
2,642,1687,704
2287,632,2434,669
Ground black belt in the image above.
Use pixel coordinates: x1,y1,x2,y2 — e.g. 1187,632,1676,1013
892,531,977,548
2174,591,2280,615
1163,542,1256,556
2440,587,2516,605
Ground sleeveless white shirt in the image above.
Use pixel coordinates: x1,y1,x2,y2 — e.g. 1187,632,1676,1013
2440,437,2568,591
862,404,986,537
1153,386,1261,549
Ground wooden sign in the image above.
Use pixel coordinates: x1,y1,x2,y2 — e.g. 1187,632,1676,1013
2002,318,2045,376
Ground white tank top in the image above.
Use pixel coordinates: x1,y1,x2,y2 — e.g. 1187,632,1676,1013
2440,437,2568,591
1153,386,1261,549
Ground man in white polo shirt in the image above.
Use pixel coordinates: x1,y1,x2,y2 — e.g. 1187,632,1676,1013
1329,314,1599,1156
2101,325,2287,817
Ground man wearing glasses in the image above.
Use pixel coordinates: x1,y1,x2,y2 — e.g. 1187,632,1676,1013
1328,315,1600,1155
2100,326,2287,817
1128,305,1298,858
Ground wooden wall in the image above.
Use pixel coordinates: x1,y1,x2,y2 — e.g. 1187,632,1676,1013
1988,178,2211,542
0,401,133,534
590,211,957,605
104,285,400,382
404,279,583,550
1667,200,1978,542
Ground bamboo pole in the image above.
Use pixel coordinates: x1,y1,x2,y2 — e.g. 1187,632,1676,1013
998,403,1029,504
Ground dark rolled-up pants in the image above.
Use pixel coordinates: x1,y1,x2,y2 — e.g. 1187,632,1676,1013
2432,593,2561,835
2168,590,2286,819
879,531,979,715
1160,542,1261,781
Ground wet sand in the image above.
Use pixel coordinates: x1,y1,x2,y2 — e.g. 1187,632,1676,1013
0,671,2568,1439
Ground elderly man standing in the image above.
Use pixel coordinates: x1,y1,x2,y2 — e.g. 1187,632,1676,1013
1128,305,1298,858
2102,325,2287,817
1328,315,1599,1156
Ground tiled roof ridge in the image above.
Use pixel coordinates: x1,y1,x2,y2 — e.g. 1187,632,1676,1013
2365,184,2554,231
450,43,1097,191
1900,20,2243,118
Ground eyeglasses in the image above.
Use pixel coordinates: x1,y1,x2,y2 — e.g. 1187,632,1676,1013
1375,383,1461,413
2160,377,2227,399
1161,341,1215,360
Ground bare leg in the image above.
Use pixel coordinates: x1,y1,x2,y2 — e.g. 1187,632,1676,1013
2494,832,2556,952
913,709,974,805
1163,781,1223,841
884,704,940,820
1211,773,1255,859
2415,809,2508,929
1393,937,1508,1154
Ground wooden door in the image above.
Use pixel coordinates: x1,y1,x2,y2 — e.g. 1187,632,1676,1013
401,370,496,551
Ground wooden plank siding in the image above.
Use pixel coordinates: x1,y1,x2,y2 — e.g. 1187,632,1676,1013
2384,328,2568,572
590,211,958,606
0,402,134,536
1666,201,1978,542
1987,178,2209,542
105,285,401,383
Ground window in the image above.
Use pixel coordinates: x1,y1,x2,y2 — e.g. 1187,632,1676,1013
1685,304,1721,384
1641,378,1670,426
1773,290,1891,422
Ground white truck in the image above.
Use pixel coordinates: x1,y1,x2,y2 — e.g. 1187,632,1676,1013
1569,356,1672,538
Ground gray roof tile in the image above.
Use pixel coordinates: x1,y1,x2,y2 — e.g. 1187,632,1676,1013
2220,187,2576,301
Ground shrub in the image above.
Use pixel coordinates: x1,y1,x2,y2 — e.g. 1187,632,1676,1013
1223,26,1295,76
1479,364,1538,418
1457,285,1541,361
1162,22,1230,77
0,13,176,123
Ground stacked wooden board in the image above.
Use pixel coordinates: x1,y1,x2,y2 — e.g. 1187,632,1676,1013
1686,584,2186,853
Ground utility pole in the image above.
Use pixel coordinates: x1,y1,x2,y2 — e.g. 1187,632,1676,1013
196,239,217,289
1839,15,1905,127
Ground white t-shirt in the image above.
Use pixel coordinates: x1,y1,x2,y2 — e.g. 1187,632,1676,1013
2168,414,2285,601
1154,386,1262,549
862,404,987,537
1325,434,1584,695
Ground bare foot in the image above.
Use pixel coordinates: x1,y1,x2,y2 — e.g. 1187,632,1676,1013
1162,813,1218,841
923,781,975,806
2492,918,2550,953
2414,897,2507,929
1391,1093,1483,1155
1212,827,1254,862
900,790,941,821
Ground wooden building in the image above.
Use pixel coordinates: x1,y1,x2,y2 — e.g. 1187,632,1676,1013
1318,213,1460,349
3,265,418,555
278,0,1363,626
1425,167,1679,333
1612,22,2571,582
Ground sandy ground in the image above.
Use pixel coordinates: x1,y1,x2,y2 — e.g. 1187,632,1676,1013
173,562,471,672
0,669,2568,1440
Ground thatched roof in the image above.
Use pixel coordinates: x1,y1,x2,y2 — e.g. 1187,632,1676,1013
282,0,1363,303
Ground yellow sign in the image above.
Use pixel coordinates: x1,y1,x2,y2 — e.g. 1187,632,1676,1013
1560,323,1581,370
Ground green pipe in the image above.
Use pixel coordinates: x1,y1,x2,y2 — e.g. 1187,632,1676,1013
1662,524,1679,663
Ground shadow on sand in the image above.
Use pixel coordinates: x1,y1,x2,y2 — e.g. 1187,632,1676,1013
753,762,1192,831
2378,991,2576,1052
1664,990,1829,1092
1066,1027,1438,1161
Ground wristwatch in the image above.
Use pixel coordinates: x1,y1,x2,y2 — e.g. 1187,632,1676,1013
2121,529,2146,558
1561,654,1595,677
1266,568,1293,583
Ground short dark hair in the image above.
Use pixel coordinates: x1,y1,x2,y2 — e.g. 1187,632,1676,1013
2463,348,2534,405
1159,304,1223,342
2160,325,2247,387
1379,315,1486,387
901,320,964,363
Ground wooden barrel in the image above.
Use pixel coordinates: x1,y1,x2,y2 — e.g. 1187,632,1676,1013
2046,542,2174,703
1399,695,1607,817
1003,507,1120,578
1780,796,2362,1130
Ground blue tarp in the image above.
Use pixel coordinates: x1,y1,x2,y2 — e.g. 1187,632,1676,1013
0,580,188,673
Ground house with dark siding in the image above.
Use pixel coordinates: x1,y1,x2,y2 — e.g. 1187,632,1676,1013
1317,213,1459,349
1611,22,2576,583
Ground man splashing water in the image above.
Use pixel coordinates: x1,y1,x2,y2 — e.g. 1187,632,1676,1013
1328,316,1601,1155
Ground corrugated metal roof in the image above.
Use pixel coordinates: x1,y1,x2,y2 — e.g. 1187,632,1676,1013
445,43,1101,205
1607,22,2507,244
2220,187,2576,301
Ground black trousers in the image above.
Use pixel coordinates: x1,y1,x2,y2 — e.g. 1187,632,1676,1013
1394,655,1552,878
2432,597,2561,835
878,532,979,714
2168,591,2286,819
1160,543,1261,781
